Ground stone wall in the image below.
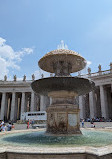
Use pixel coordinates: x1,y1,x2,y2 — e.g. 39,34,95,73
0,151,112,159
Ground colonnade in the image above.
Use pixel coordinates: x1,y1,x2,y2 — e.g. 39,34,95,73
79,84,112,120
0,89,51,122
0,84,112,121
0,91,41,121
0,66,112,122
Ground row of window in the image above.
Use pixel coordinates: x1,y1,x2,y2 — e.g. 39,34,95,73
28,113,45,116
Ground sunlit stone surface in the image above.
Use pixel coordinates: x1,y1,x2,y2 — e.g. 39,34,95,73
38,49,86,74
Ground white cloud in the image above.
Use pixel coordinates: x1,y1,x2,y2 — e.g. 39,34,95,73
0,37,6,46
0,37,33,79
22,48,33,54
83,60,92,74
0,57,9,77
86,60,92,67
76,60,92,76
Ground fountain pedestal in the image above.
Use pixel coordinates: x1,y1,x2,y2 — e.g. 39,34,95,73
46,91,81,134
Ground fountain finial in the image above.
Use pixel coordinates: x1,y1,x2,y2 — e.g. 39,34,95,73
57,40,68,50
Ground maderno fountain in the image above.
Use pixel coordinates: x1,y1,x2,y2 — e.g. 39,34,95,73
31,49,94,135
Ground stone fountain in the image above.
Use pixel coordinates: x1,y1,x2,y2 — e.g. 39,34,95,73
31,49,95,135
1,49,112,159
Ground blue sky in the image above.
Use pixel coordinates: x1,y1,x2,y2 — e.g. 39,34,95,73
0,0,112,80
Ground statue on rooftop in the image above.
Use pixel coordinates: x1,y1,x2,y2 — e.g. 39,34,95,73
41,74,44,78
88,67,91,74
110,62,112,70
4,75,7,81
14,75,17,81
98,64,101,72
32,74,35,81
23,75,26,81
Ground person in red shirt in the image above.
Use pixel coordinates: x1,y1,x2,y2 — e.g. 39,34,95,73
27,119,30,129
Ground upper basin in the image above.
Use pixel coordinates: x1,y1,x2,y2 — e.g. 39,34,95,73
31,77,95,96
38,49,86,73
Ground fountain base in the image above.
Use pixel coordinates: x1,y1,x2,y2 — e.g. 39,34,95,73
46,104,81,135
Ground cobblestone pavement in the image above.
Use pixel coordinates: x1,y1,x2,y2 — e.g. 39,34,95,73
13,122,112,130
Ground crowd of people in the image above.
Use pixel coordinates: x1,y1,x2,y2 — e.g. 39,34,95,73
82,117,112,122
26,119,35,129
0,119,35,132
0,120,14,132
1,117,111,132
81,117,112,128
81,119,95,128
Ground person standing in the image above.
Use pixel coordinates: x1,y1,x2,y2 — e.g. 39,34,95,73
31,119,35,128
82,119,84,128
1,124,6,131
7,122,12,131
27,119,30,129
0,120,2,132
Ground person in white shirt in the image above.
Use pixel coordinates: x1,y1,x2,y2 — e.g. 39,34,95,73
1,124,6,131
0,120,4,132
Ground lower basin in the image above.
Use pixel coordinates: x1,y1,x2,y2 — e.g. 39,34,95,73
31,77,95,95
0,129,112,147
0,129,112,158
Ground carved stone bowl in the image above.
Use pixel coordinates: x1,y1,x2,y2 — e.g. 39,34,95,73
31,77,95,96
38,49,86,73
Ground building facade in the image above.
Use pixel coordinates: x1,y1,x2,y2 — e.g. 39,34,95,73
79,63,112,120
0,63,112,122
0,78,50,122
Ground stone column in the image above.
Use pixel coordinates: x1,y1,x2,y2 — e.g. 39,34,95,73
20,92,25,119
79,95,85,119
40,95,46,111
1,92,6,120
100,85,108,119
14,94,18,121
25,93,28,112
95,87,101,118
50,97,52,105
34,94,39,111
89,91,96,119
107,87,112,118
110,62,112,73
111,84,112,93
10,92,16,121
4,94,8,121
30,91,35,112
